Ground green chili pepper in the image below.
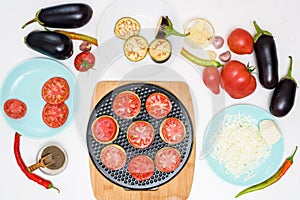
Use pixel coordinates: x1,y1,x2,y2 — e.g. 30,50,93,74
235,146,298,198
180,47,223,67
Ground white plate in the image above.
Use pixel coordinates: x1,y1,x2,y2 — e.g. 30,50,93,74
97,0,186,64
74,0,225,149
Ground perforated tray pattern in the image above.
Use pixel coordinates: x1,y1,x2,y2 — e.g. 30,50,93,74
87,83,193,190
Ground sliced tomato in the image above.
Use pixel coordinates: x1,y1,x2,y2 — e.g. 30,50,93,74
112,91,141,119
100,144,127,170
42,77,70,105
128,155,154,181
145,92,172,119
3,98,27,119
155,147,181,172
160,117,186,144
92,115,119,143
42,103,69,128
127,121,154,149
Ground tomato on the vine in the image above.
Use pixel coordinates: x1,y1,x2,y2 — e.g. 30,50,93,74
221,60,256,99
227,28,254,55
74,51,95,72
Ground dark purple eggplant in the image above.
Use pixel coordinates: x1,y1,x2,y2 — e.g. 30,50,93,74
22,3,93,29
270,56,297,117
24,31,73,60
155,16,189,39
253,21,278,89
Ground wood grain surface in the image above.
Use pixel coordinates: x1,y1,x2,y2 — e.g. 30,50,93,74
89,81,196,200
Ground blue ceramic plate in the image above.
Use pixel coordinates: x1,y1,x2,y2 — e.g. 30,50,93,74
204,104,284,186
0,58,79,138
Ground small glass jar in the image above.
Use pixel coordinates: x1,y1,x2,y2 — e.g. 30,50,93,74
37,143,68,175
183,18,215,49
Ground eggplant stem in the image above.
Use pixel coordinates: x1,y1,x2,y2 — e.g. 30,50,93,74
253,21,273,43
21,18,37,29
164,26,189,38
287,56,293,78
171,29,190,37
22,10,42,29
282,56,297,86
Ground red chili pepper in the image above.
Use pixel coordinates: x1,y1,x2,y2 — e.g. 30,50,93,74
14,132,60,192
235,146,298,198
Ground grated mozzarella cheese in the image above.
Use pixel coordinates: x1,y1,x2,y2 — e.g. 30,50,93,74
211,113,271,181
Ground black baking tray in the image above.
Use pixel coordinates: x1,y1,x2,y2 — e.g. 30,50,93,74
86,82,194,190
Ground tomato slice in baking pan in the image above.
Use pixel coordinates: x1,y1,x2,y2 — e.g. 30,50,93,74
145,92,172,119
160,117,186,144
112,91,141,119
92,115,119,143
42,103,69,128
128,155,155,181
42,77,70,104
3,98,27,119
155,147,182,172
100,144,127,170
127,121,155,149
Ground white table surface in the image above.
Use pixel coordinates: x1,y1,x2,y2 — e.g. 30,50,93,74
1,0,299,199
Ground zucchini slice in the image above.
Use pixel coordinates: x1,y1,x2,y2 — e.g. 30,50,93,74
123,35,148,62
114,17,141,40
149,38,172,63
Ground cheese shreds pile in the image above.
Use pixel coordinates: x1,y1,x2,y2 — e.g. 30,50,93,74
211,113,271,181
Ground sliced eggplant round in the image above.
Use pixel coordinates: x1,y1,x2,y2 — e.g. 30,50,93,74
123,35,148,62
114,17,141,40
149,38,172,63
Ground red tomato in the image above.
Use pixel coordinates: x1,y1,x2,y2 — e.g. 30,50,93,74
221,60,257,99
74,51,95,72
155,147,181,172
128,155,154,181
42,77,70,105
145,92,172,119
42,103,69,128
227,28,254,55
202,67,221,94
112,91,141,119
3,98,27,119
92,115,119,143
127,121,154,149
100,144,127,170
160,117,186,144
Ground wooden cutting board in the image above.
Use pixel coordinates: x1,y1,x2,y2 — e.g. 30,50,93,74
89,81,196,200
